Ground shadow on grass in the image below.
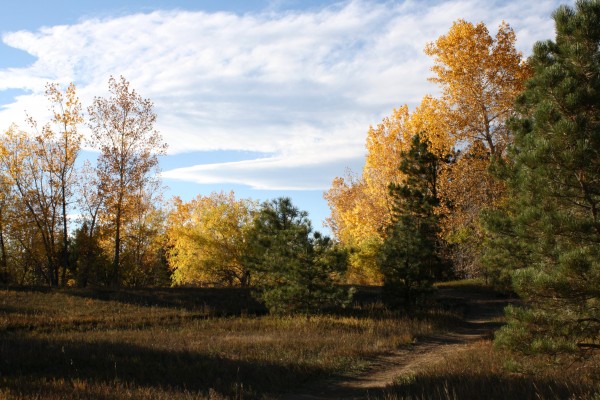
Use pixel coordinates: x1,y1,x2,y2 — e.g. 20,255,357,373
286,372,597,400
64,287,267,316
379,373,598,400
0,333,328,399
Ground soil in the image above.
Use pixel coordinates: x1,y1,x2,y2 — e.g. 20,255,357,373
281,287,516,400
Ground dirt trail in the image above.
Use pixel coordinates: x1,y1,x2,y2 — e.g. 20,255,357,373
281,289,514,400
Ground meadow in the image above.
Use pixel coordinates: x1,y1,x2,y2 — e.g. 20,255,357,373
0,284,597,399
0,286,450,399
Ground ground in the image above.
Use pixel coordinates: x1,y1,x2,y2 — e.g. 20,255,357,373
283,287,515,399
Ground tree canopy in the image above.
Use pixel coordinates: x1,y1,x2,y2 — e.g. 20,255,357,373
485,0,600,358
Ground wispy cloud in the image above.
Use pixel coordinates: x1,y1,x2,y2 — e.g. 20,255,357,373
0,0,569,190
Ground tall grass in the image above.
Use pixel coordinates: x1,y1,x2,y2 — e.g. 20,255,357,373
0,287,452,399
380,338,599,399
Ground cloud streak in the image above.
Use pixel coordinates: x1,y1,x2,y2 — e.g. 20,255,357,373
0,0,570,190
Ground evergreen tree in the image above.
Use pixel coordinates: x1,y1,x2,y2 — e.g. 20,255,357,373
484,0,600,357
247,197,350,315
379,134,449,308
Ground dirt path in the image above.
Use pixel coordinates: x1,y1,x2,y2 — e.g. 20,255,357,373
281,290,513,400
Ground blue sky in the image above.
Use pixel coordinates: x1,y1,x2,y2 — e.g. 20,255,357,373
0,0,570,234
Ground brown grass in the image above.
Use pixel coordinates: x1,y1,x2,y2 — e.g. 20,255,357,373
0,287,451,399
380,339,600,399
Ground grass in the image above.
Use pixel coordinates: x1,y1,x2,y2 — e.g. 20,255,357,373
2,283,597,399
380,341,600,400
0,286,453,399
380,278,599,400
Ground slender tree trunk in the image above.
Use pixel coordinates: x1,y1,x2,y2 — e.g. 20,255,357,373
113,204,122,287
0,208,7,277
60,182,70,287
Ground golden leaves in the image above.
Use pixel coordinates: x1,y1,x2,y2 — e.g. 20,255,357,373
326,19,531,281
166,192,257,287
425,19,530,156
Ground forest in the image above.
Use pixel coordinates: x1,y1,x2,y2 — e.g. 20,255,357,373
0,1,598,399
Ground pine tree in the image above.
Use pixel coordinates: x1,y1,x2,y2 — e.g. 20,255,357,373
247,197,350,315
379,134,450,308
484,0,600,357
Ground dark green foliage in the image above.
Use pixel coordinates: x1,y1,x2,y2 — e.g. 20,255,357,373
380,134,450,308
483,0,600,357
246,197,351,314
71,223,112,287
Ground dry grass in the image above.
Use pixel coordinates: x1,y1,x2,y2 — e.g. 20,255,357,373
381,341,600,400
0,287,451,399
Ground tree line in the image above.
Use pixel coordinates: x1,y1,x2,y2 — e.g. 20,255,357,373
0,81,349,313
0,77,166,288
1,0,597,360
327,0,599,361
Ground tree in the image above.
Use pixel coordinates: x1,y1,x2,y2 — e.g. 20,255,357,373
0,83,83,286
88,76,167,286
485,0,600,358
71,222,111,287
324,105,436,284
120,186,169,287
75,161,105,287
247,197,350,315
379,134,449,307
1,126,62,285
326,19,529,281
324,173,384,284
166,192,257,287
423,20,530,276
425,19,530,157
324,99,454,284
40,83,83,284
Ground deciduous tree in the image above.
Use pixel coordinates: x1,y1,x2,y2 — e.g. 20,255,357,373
40,83,83,284
88,76,167,286
0,83,83,286
166,192,256,287
424,20,529,275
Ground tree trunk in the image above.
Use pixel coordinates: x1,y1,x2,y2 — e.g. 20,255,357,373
0,208,7,278
112,206,122,287
60,183,70,287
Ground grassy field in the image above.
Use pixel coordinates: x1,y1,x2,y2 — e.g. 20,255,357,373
0,286,456,399
380,341,599,400
1,284,597,399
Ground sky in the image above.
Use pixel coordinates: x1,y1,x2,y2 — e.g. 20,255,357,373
0,0,572,234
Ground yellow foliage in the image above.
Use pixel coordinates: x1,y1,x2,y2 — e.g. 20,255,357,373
326,19,530,282
425,20,531,156
166,191,257,287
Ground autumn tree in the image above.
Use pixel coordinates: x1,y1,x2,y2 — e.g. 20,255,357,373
0,84,83,286
0,126,59,284
425,20,530,275
425,19,529,157
40,83,83,284
324,108,414,284
166,192,257,287
74,161,105,287
88,76,167,286
325,19,531,281
121,189,170,287
325,100,454,284
485,0,600,358
0,156,12,282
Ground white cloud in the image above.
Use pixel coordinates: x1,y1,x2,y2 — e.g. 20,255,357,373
0,0,571,190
